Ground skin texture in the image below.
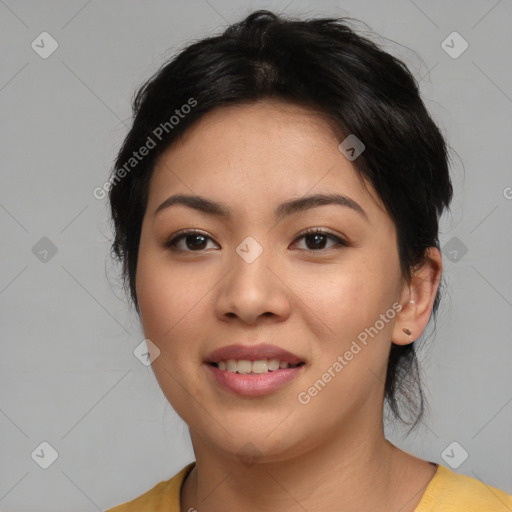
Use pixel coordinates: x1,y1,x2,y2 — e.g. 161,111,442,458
135,100,442,512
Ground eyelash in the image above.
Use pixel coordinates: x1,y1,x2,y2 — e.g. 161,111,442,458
164,227,348,254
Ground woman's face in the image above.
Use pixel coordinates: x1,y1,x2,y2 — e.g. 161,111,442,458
136,100,413,462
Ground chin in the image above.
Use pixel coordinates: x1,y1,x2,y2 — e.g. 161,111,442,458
191,419,318,465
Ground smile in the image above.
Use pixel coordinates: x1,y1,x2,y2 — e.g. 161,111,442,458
210,359,304,374
205,360,305,397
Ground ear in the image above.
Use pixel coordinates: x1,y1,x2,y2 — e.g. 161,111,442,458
392,247,443,345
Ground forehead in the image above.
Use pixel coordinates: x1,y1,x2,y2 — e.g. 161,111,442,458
158,99,342,166
148,100,386,219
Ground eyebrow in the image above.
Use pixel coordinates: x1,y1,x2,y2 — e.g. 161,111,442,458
154,192,368,221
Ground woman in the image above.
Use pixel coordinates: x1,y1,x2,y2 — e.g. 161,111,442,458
105,10,512,512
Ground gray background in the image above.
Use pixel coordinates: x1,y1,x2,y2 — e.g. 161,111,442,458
1,0,511,510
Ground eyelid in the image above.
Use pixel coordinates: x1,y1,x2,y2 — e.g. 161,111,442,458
294,226,346,242
164,228,215,249
164,227,348,252
291,227,348,250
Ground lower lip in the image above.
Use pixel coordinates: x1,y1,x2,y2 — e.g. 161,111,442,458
205,364,304,396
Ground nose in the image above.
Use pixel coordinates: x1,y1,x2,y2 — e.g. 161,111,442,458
214,241,291,325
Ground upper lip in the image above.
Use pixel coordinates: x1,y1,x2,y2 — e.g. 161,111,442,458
205,343,304,365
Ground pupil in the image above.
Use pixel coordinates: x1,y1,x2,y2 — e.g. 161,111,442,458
188,234,207,250
307,233,325,250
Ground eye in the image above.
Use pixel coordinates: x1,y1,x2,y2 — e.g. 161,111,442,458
291,228,348,252
164,227,348,253
164,229,219,252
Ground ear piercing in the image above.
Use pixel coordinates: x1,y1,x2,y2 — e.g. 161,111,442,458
403,328,412,336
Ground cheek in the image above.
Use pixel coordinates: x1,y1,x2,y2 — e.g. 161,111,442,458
292,255,398,344
135,248,211,355
291,263,397,427
135,252,211,417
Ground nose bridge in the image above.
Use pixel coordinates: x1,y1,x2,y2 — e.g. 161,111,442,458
228,234,274,292
235,235,266,266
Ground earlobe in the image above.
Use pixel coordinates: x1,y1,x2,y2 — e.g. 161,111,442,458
392,248,443,345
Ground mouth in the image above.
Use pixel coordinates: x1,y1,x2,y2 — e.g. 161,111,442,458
204,343,306,396
205,343,305,370
208,359,305,374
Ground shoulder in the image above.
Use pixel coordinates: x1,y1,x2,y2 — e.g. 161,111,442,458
105,462,195,512
416,464,512,512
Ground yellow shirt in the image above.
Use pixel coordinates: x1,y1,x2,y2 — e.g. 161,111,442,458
105,462,512,511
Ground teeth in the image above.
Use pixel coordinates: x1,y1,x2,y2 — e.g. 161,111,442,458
215,359,299,374
237,360,252,374
252,360,268,374
268,358,280,371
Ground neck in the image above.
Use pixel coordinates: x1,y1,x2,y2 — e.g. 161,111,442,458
181,423,414,512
